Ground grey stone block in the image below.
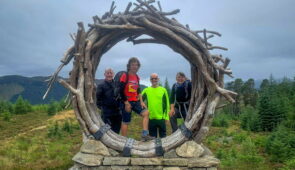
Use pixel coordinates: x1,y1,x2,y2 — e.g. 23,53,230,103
164,149,178,158
188,156,220,168
72,152,103,166
176,141,204,158
131,158,163,165
80,140,110,156
163,158,188,166
103,157,130,165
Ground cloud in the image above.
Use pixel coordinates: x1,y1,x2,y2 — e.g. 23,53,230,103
0,0,294,85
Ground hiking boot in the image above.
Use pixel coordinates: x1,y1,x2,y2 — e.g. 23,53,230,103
141,135,156,141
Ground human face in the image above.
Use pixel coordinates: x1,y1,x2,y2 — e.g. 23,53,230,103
150,74,159,87
176,75,185,83
104,69,114,81
129,62,139,74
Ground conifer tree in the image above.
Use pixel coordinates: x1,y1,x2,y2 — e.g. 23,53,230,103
14,96,27,114
164,77,171,96
242,78,258,108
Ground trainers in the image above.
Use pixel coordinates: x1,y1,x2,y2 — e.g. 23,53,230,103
141,135,156,141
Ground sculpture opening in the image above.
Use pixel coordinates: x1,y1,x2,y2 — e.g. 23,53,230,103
44,0,237,158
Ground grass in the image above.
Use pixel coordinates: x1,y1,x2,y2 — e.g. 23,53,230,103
204,119,279,170
0,110,288,169
0,110,82,169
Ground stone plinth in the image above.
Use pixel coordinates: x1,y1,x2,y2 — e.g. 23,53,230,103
70,140,219,170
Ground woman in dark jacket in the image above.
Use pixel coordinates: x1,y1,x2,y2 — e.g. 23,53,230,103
169,72,192,133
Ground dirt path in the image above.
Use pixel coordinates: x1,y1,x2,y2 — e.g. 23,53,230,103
3,110,75,142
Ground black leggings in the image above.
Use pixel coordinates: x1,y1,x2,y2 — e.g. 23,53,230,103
102,114,122,134
149,119,166,138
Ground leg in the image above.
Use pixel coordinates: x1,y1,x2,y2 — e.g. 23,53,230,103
120,102,131,136
159,119,167,138
141,110,149,131
148,119,157,137
170,112,178,133
121,123,128,136
110,115,122,134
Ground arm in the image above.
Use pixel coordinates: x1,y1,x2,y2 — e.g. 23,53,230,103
163,89,170,120
119,73,127,102
96,84,103,109
169,84,176,117
139,93,147,109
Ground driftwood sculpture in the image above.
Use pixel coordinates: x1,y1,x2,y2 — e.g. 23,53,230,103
44,0,237,157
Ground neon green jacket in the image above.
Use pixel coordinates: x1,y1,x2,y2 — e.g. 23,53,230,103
141,86,170,120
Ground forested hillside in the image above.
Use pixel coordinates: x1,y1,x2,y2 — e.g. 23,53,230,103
0,75,67,104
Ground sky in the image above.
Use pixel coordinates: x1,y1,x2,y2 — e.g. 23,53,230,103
0,0,294,86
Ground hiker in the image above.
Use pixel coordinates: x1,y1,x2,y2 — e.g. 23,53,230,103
117,57,154,141
169,72,192,133
96,68,121,134
141,73,170,138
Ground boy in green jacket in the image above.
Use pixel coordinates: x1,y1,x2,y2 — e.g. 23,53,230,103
141,73,170,138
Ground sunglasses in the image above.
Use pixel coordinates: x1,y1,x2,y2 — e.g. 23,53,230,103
150,78,158,80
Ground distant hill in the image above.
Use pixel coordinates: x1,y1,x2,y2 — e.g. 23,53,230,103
0,75,67,104
0,75,148,104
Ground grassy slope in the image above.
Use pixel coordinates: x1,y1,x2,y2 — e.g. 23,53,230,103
0,110,82,169
0,110,281,170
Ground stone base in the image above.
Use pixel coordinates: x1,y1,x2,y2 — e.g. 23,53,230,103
69,140,219,170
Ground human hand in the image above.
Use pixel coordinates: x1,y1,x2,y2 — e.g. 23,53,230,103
169,109,175,117
140,102,147,109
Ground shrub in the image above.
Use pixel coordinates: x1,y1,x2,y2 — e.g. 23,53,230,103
265,126,295,162
212,113,230,127
47,121,62,138
0,100,14,114
282,158,295,170
47,100,59,116
62,120,73,134
2,111,11,121
240,106,261,132
14,96,27,114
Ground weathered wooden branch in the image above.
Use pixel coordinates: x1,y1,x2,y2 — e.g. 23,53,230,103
194,30,222,37
89,23,145,30
208,46,228,51
44,0,237,157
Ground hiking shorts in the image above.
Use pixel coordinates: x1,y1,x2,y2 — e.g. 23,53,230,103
120,101,147,124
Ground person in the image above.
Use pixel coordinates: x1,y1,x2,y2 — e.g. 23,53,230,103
141,73,170,138
96,68,121,134
169,72,192,133
119,57,154,141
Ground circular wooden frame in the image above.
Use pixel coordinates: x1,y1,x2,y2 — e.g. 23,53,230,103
44,1,236,157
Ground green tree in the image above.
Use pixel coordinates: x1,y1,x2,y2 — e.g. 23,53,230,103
14,96,27,114
24,100,32,113
226,78,243,115
164,77,171,96
242,78,258,108
0,100,14,114
258,84,286,131
47,100,59,116
240,106,261,132
260,79,270,91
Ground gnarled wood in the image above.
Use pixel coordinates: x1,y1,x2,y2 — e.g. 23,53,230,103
44,1,236,157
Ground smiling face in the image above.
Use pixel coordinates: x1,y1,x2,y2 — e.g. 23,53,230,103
104,69,114,81
176,74,185,83
150,73,159,87
129,61,139,74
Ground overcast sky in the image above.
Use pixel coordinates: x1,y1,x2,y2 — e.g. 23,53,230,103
0,0,294,86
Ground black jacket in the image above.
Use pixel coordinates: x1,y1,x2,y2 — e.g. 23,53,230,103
170,80,192,105
96,80,120,116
